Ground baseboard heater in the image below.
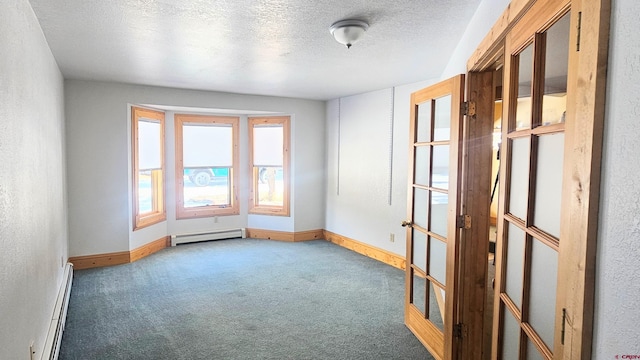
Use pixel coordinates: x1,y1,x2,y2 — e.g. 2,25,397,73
41,262,73,360
171,228,246,246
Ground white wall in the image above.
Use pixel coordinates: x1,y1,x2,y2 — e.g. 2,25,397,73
594,0,640,356
325,79,436,256
441,0,511,78
65,80,325,256
324,0,511,256
0,1,68,359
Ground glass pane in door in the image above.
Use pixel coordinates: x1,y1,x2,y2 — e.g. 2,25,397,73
429,282,445,330
502,309,521,359
415,146,431,186
505,223,526,309
515,44,534,130
416,102,432,143
529,239,558,351
533,133,564,238
432,145,450,190
508,137,531,220
429,238,447,285
434,95,452,141
430,193,449,238
413,272,427,315
542,13,570,126
413,188,429,229
413,230,428,272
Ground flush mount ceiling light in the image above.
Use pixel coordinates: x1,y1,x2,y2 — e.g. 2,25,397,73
329,19,369,49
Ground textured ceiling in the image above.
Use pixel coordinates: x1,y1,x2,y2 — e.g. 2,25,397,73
29,0,482,100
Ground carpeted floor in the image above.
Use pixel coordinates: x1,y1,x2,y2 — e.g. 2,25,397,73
59,239,433,360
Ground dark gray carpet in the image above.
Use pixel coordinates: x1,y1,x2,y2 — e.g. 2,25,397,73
60,239,433,360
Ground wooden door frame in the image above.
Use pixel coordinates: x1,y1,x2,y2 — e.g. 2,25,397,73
462,0,610,359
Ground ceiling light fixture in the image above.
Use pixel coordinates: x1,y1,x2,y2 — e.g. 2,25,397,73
329,19,369,49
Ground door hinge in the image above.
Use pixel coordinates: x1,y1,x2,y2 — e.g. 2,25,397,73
461,101,476,116
454,323,463,338
576,12,582,52
457,214,471,229
561,308,567,344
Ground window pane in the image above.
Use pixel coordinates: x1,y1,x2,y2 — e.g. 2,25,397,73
433,95,451,141
138,120,161,170
515,44,533,130
138,170,153,214
254,125,283,166
542,12,570,126
183,124,232,167
256,166,283,206
183,168,230,208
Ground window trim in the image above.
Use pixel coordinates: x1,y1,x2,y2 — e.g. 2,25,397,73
248,116,290,216
132,106,166,230
174,113,240,219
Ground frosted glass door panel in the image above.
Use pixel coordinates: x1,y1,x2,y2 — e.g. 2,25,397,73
534,133,564,238
415,146,431,186
429,283,445,331
542,12,570,126
509,137,531,220
433,95,451,141
413,274,427,315
502,310,521,360
413,230,428,272
432,145,450,190
505,223,526,308
527,340,545,360
429,238,447,285
430,194,449,238
516,44,534,130
413,188,429,229
416,102,432,143
529,239,558,351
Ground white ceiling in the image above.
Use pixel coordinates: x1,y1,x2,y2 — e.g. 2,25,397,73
29,0,483,101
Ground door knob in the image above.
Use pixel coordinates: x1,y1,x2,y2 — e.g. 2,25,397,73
401,220,412,227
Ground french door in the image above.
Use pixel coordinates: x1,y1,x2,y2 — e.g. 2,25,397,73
405,75,465,360
492,2,572,359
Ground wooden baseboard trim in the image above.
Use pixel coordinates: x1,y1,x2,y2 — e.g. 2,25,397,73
130,236,170,263
246,228,324,242
293,229,325,241
323,230,406,270
70,236,170,270
69,251,130,270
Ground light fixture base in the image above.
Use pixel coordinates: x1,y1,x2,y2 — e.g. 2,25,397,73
329,19,369,48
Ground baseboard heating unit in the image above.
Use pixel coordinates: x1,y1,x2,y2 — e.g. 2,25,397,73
171,228,246,246
41,262,73,360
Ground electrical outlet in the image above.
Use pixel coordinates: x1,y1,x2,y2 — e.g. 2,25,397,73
29,340,35,360
389,233,395,243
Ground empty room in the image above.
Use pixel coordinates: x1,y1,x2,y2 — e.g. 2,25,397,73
1,0,639,359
